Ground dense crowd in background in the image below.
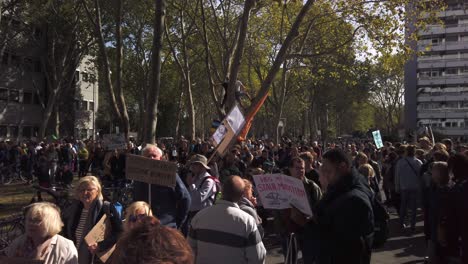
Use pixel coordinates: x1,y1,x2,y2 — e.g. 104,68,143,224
0,135,468,264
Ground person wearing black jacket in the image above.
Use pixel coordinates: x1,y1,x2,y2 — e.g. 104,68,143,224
62,176,123,264
292,148,374,264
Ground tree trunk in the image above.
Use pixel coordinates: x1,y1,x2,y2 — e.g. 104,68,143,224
247,0,315,116
174,81,184,140
179,10,196,141
144,0,166,144
115,0,130,138
199,0,224,118
225,0,256,112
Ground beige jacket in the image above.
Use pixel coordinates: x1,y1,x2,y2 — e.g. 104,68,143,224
6,234,78,264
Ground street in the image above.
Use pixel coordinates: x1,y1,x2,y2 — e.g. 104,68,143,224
266,208,427,264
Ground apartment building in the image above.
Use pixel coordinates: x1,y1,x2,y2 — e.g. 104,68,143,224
405,0,468,137
0,19,98,141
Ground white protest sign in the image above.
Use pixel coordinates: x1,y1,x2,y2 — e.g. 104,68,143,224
126,154,177,188
253,174,313,216
211,105,245,146
102,134,127,151
372,130,384,149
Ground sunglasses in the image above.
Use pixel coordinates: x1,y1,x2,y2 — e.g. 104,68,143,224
129,213,147,223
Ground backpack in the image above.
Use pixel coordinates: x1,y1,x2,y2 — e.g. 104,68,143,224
199,176,222,203
371,195,390,248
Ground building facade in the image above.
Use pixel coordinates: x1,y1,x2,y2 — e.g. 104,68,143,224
0,21,98,141
405,0,468,137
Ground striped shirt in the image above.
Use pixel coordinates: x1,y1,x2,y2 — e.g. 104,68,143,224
188,200,266,264
75,209,88,248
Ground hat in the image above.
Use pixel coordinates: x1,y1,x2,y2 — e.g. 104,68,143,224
189,154,210,170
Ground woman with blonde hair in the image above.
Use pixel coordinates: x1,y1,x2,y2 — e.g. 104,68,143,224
124,201,153,231
62,176,123,264
359,163,382,201
5,202,78,264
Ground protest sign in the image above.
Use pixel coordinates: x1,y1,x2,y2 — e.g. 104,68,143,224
210,105,245,157
84,215,115,263
102,134,127,151
372,130,384,149
126,154,177,188
253,174,313,216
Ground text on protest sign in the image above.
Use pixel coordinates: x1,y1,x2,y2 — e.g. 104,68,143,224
102,134,127,151
211,105,245,147
372,130,384,149
126,154,177,188
253,174,313,216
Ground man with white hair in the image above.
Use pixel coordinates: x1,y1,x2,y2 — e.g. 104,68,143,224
133,144,191,229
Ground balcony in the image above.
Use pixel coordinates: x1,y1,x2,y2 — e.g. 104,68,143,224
420,24,468,36
418,75,468,86
417,94,468,102
433,127,468,136
417,110,468,119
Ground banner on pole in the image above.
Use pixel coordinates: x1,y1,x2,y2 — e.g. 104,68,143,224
372,130,384,149
211,105,245,157
102,134,127,151
253,174,313,216
126,154,177,188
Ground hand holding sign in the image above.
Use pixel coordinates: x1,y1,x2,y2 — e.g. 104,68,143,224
253,174,313,216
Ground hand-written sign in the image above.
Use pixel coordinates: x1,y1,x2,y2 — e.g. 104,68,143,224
85,215,108,245
372,130,384,149
253,174,313,216
102,134,127,151
126,154,177,188
84,215,115,263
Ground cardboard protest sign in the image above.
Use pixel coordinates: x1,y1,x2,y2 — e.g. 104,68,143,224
372,130,384,149
102,134,127,151
0,257,44,264
253,174,313,216
211,105,245,157
84,215,115,263
126,154,177,188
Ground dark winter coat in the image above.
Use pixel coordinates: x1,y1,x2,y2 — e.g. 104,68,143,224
305,168,374,264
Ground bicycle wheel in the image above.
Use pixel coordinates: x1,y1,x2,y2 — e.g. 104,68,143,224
0,173,12,185
0,214,24,251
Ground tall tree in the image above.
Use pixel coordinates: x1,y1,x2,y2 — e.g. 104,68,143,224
144,0,166,144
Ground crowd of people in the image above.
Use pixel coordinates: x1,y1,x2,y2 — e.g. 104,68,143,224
0,135,468,264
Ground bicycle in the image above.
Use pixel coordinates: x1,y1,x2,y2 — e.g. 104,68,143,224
0,213,25,252
0,163,28,185
30,185,74,213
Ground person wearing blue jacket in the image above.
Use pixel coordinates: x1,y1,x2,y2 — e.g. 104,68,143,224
133,144,191,229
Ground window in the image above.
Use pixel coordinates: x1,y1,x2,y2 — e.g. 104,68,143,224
0,89,7,101
33,60,41,72
0,126,6,137
82,73,89,82
33,127,39,137
33,93,41,105
80,129,87,139
10,55,20,67
9,90,19,103
23,92,32,104
22,126,32,138
9,126,18,137
75,71,80,83
1,52,8,65
89,101,95,111
446,35,458,42
83,101,88,111
446,68,458,75
23,57,33,72
446,102,459,108
432,39,440,45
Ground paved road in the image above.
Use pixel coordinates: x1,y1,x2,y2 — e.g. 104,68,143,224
265,208,427,264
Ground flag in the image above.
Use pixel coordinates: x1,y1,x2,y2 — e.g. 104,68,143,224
238,91,269,141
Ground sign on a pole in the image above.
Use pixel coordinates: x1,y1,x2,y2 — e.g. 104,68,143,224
211,105,245,157
102,134,127,151
253,174,313,216
126,154,177,188
372,130,384,149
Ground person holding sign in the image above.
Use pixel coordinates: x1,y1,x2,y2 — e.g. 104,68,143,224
291,149,375,264
4,202,78,264
276,157,322,264
62,176,123,264
132,144,191,229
